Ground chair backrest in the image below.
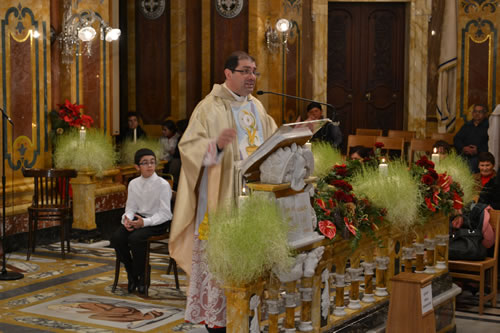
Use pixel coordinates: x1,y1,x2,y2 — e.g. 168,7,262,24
489,210,500,261
408,139,436,164
346,135,377,157
430,132,454,145
375,136,405,159
387,130,416,142
22,168,77,208
355,128,383,136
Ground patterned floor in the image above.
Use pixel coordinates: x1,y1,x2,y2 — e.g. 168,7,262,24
455,285,500,331
1,243,499,332
0,242,205,333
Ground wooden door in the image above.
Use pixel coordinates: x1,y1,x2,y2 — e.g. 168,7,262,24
328,2,406,146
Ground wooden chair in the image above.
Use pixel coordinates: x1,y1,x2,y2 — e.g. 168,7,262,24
346,135,377,157
375,136,405,159
112,227,180,297
408,138,436,164
430,132,454,145
387,130,416,143
355,128,383,136
22,168,77,260
449,209,500,315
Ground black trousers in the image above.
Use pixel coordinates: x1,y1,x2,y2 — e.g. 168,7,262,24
110,222,168,282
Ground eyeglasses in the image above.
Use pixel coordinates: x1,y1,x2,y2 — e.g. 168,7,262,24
472,109,486,114
139,161,156,166
232,69,261,77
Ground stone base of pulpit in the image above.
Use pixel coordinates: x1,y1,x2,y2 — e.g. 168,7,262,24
247,179,324,249
288,233,325,249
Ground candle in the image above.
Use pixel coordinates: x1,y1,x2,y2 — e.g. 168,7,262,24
305,141,312,151
379,158,388,176
133,128,137,143
79,126,86,142
431,147,439,165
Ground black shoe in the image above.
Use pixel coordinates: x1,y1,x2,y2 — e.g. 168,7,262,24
127,274,138,293
137,284,146,295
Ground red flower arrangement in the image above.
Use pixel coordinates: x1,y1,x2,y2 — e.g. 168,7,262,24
411,156,464,217
57,99,94,128
313,153,386,247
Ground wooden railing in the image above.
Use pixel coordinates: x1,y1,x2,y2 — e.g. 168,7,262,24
224,214,449,332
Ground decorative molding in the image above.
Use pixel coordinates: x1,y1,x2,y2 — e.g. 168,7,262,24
461,0,497,14
1,4,43,169
215,0,243,19
139,0,166,20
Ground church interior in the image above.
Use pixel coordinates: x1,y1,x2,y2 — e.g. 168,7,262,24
0,0,499,332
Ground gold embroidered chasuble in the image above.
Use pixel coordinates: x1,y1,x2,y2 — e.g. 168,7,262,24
169,84,277,275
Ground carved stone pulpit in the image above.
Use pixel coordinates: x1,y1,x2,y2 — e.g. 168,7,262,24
240,124,325,249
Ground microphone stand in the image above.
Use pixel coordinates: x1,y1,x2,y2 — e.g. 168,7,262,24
256,90,337,119
0,108,23,280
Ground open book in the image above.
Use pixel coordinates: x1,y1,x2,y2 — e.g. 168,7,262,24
240,119,330,181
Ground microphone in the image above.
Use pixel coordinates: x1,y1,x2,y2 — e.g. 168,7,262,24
256,90,335,111
0,108,13,125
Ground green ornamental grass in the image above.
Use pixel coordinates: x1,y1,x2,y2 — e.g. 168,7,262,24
206,195,293,285
311,141,343,178
120,138,162,165
435,151,478,204
350,161,422,232
53,129,117,177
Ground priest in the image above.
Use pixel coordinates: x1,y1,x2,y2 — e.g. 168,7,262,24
169,51,277,331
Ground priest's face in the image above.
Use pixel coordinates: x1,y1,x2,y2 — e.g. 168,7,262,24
225,59,257,97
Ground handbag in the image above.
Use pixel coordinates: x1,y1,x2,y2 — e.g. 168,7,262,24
449,227,487,261
448,203,488,261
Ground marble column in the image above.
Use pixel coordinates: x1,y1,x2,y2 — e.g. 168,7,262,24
407,0,432,138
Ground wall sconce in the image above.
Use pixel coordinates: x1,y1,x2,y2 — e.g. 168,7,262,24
265,18,291,53
58,2,120,65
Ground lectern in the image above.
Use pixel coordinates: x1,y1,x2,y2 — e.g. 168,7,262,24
386,272,436,333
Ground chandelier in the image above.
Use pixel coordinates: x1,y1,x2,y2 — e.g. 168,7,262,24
265,18,291,53
59,3,120,65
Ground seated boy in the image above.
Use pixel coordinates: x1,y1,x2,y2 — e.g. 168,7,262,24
110,148,172,294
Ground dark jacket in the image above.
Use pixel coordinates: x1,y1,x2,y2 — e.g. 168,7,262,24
121,126,147,142
478,174,500,210
311,122,342,148
453,119,489,154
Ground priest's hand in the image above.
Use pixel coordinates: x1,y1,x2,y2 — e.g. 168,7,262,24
217,128,237,150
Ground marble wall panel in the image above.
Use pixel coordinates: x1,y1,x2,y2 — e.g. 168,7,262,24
0,0,50,178
170,0,186,122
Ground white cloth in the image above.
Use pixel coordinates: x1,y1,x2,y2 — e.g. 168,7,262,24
185,237,226,328
436,0,457,133
489,105,500,171
159,133,180,161
122,173,172,227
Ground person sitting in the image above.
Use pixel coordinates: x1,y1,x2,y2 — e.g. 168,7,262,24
121,112,147,143
167,119,188,192
476,152,500,209
110,148,172,294
302,102,342,148
349,145,373,160
433,140,453,155
160,120,180,163
454,104,489,173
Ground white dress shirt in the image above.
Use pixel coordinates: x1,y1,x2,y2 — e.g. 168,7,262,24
122,172,172,227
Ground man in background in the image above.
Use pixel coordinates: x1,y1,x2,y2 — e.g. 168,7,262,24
454,104,489,172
